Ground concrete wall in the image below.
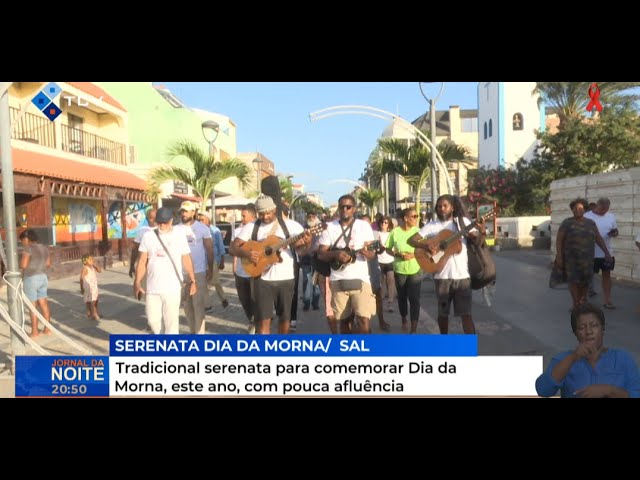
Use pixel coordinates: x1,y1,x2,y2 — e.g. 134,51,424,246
495,216,551,248
550,167,640,283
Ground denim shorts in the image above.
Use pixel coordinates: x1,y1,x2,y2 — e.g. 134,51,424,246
23,273,48,302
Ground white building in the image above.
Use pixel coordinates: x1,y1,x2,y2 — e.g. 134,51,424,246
478,82,547,170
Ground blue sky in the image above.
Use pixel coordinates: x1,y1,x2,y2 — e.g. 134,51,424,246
161,82,479,205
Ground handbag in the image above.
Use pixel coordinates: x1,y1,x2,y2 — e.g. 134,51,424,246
155,230,189,291
549,259,567,289
461,223,496,290
332,279,363,292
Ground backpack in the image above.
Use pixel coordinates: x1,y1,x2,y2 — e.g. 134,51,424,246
465,235,496,290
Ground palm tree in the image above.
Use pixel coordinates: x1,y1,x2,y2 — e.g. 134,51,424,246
357,189,383,216
533,82,640,128
149,139,252,207
374,137,432,217
278,175,294,206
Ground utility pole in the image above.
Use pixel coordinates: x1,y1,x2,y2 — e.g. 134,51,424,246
420,82,445,221
0,82,25,369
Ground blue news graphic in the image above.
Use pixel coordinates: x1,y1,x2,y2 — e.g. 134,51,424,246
110,334,477,357
15,356,110,397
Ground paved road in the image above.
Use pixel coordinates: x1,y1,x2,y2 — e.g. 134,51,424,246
1,250,639,396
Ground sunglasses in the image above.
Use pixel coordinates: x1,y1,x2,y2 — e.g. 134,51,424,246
408,214,419,219
339,205,354,210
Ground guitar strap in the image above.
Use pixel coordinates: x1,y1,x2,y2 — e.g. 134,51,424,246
251,218,297,264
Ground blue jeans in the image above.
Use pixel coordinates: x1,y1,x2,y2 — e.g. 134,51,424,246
302,264,320,309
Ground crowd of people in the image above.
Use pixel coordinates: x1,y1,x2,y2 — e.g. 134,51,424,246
15,189,640,397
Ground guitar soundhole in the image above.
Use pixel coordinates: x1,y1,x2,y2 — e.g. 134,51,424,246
265,247,273,256
439,242,447,251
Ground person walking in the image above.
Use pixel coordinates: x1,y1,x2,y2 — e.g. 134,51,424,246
134,207,197,334
19,229,52,338
584,197,618,309
197,210,229,311
129,209,157,278
231,203,257,333
79,254,102,321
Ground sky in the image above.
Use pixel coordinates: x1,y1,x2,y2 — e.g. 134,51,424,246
161,82,479,206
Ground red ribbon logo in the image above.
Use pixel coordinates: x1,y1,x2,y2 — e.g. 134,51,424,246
586,83,603,113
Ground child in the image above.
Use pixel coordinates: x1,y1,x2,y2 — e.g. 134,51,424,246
80,254,102,320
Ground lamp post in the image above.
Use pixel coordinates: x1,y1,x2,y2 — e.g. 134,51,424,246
253,157,263,194
419,82,445,221
201,120,220,227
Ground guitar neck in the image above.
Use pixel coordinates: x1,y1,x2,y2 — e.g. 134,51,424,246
275,230,309,251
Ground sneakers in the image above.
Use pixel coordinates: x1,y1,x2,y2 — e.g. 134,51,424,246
247,323,256,334
222,299,229,308
289,320,297,331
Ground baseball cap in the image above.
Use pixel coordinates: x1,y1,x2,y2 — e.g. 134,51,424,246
198,211,211,220
156,207,174,224
255,195,277,213
180,201,197,212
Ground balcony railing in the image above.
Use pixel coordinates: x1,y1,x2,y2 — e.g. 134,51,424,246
61,125,127,165
9,107,128,166
9,107,56,148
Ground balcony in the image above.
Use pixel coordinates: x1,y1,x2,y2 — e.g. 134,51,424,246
9,107,128,166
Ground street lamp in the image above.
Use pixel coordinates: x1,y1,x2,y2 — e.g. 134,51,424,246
419,82,445,221
201,120,220,226
253,157,263,194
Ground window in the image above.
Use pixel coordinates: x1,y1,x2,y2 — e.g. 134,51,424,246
513,113,523,131
484,122,487,140
462,117,478,133
489,119,493,137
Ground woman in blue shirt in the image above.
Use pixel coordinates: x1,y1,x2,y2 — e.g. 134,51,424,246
536,303,640,398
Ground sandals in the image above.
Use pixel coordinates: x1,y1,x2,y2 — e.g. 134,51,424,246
378,322,391,333
603,303,616,310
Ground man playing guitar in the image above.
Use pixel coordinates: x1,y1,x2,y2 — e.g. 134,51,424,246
408,194,485,335
230,195,311,334
317,194,377,334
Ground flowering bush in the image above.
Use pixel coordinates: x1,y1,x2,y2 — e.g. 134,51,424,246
467,167,518,216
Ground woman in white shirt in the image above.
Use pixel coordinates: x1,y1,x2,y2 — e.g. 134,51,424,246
375,215,396,312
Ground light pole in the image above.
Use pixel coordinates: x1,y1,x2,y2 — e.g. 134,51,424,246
419,82,445,220
0,81,25,367
253,157,263,194
201,120,220,227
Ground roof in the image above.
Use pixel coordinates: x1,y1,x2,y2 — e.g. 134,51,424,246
66,82,126,112
12,148,146,190
412,108,478,136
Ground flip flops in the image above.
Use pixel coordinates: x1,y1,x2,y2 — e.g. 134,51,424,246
603,303,616,310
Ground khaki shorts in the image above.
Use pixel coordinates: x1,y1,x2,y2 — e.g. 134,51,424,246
330,280,376,320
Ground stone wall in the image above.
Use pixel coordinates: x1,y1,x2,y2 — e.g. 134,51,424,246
550,167,640,284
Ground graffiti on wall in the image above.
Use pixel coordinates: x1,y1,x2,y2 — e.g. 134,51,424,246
108,201,151,239
52,198,102,243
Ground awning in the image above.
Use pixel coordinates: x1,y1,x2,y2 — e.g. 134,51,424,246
11,148,147,190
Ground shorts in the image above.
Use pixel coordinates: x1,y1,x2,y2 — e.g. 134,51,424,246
23,273,48,302
380,262,394,275
330,280,376,320
434,278,472,317
253,278,295,323
593,257,615,273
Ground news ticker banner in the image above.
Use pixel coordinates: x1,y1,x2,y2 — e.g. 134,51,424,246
15,335,543,397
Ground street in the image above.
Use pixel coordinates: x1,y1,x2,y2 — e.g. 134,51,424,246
2,249,640,397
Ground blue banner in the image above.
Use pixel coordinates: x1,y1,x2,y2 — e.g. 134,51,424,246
110,334,477,357
15,356,110,397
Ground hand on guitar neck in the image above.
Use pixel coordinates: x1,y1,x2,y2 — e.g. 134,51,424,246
330,241,381,272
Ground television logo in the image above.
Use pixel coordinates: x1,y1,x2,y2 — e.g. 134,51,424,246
31,82,104,121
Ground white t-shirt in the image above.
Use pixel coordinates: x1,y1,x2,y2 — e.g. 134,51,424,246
375,231,394,264
176,222,212,274
584,211,617,258
419,217,473,280
138,227,191,294
318,219,375,283
232,224,251,279
134,226,154,244
237,219,304,281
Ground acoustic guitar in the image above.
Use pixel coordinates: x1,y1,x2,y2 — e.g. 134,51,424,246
414,210,496,274
240,223,325,277
330,240,381,272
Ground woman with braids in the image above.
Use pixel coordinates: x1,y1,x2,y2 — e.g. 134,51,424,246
408,195,485,335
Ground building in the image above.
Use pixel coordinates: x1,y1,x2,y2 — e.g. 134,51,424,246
2,82,150,272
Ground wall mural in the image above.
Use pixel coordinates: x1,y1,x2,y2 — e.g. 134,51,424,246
108,201,151,239
52,198,102,244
